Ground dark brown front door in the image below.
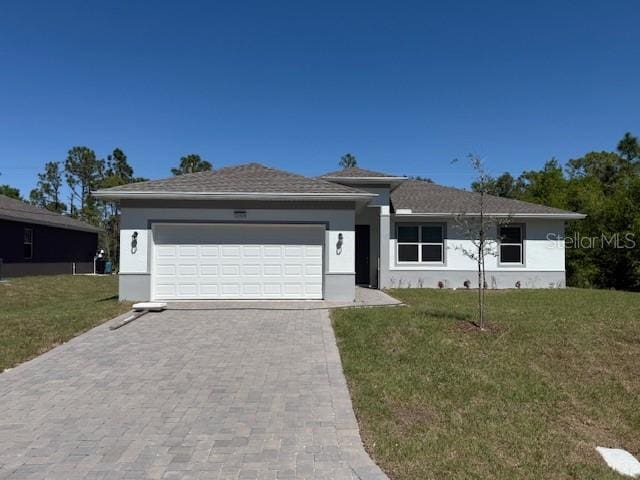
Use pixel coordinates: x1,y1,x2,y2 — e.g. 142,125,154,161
355,225,370,285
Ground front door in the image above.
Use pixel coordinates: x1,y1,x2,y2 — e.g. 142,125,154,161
355,225,370,285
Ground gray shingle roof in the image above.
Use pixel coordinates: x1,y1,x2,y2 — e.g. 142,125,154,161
391,180,585,217
96,163,370,197
0,195,101,233
320,167,402,178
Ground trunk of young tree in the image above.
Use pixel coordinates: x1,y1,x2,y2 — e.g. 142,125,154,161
481,251,487,330
477,241,483,329
478,190,486,330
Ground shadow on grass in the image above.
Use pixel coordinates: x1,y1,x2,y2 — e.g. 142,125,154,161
97,295,118,302
415,307,506,332
414,306,473,322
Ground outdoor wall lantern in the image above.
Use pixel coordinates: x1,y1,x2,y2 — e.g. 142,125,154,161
131,231,138,254
336,233,344,255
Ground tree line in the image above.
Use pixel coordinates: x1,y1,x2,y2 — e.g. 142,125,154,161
472,132,640,290
0,149,213,265
3,138,638,291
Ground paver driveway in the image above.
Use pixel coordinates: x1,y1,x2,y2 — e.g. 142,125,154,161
0,307,388,480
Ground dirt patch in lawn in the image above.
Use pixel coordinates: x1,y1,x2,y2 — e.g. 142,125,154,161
454,319,509,334
388,399,442,434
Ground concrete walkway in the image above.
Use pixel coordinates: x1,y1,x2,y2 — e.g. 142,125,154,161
0,306,389,479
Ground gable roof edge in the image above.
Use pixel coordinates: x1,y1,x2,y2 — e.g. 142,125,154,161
92,190,377,201
392,211,586,220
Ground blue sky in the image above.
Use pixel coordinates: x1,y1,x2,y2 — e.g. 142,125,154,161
1,0,638,197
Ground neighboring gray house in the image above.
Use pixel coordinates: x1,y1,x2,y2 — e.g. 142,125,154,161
94,163,585,302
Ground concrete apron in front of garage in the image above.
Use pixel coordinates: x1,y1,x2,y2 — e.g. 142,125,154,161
164,287,402,311
0,301,390,479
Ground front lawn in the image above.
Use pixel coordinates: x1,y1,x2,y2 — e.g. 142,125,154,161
332,289,640,480
0,275,131,371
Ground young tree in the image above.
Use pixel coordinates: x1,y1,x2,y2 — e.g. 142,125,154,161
454,155,510,330
339,153,357,169
171,154,212,175
29,161,66,213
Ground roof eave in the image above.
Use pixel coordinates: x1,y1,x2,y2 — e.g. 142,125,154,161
0,212,102,233
392,211,587,220
93,190,377,203
322,177,407,191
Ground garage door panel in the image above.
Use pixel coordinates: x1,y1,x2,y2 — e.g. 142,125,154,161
199,284,219,295
263,246,282,257
178,265,198,276
305,265,322,276
284,246,303,257
305,284,323,295
221,284,241,295
157,246,177,257
177,284,198,296
199,265,219,276
155,265,176,276
221,265,240,276
263,265,282,276
284,265,303,276
178,246,197,257
201,246,219,257
242,284,261,295
263,284,282,295
221,246,241,257
242,265,261,276
243,246,261,257
283,284,303,295
155,284,176,296
152,224,324,300
305,246,322,257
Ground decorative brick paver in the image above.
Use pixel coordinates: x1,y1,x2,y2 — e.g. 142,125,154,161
0,307,388,479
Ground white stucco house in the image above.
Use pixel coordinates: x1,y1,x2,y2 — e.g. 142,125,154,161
93,164,585,302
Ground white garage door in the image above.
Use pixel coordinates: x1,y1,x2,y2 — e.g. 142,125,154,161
151,223,324,300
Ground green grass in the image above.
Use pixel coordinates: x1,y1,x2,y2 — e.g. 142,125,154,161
332,289,640,480
0,275,131,371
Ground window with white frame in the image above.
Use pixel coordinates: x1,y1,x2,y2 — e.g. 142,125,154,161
396,223,444,263
24,228,33,259
499,225,523,264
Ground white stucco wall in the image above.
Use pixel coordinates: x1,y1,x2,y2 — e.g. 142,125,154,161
325,230,355,273
388,217,566,272
119,229,149,273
